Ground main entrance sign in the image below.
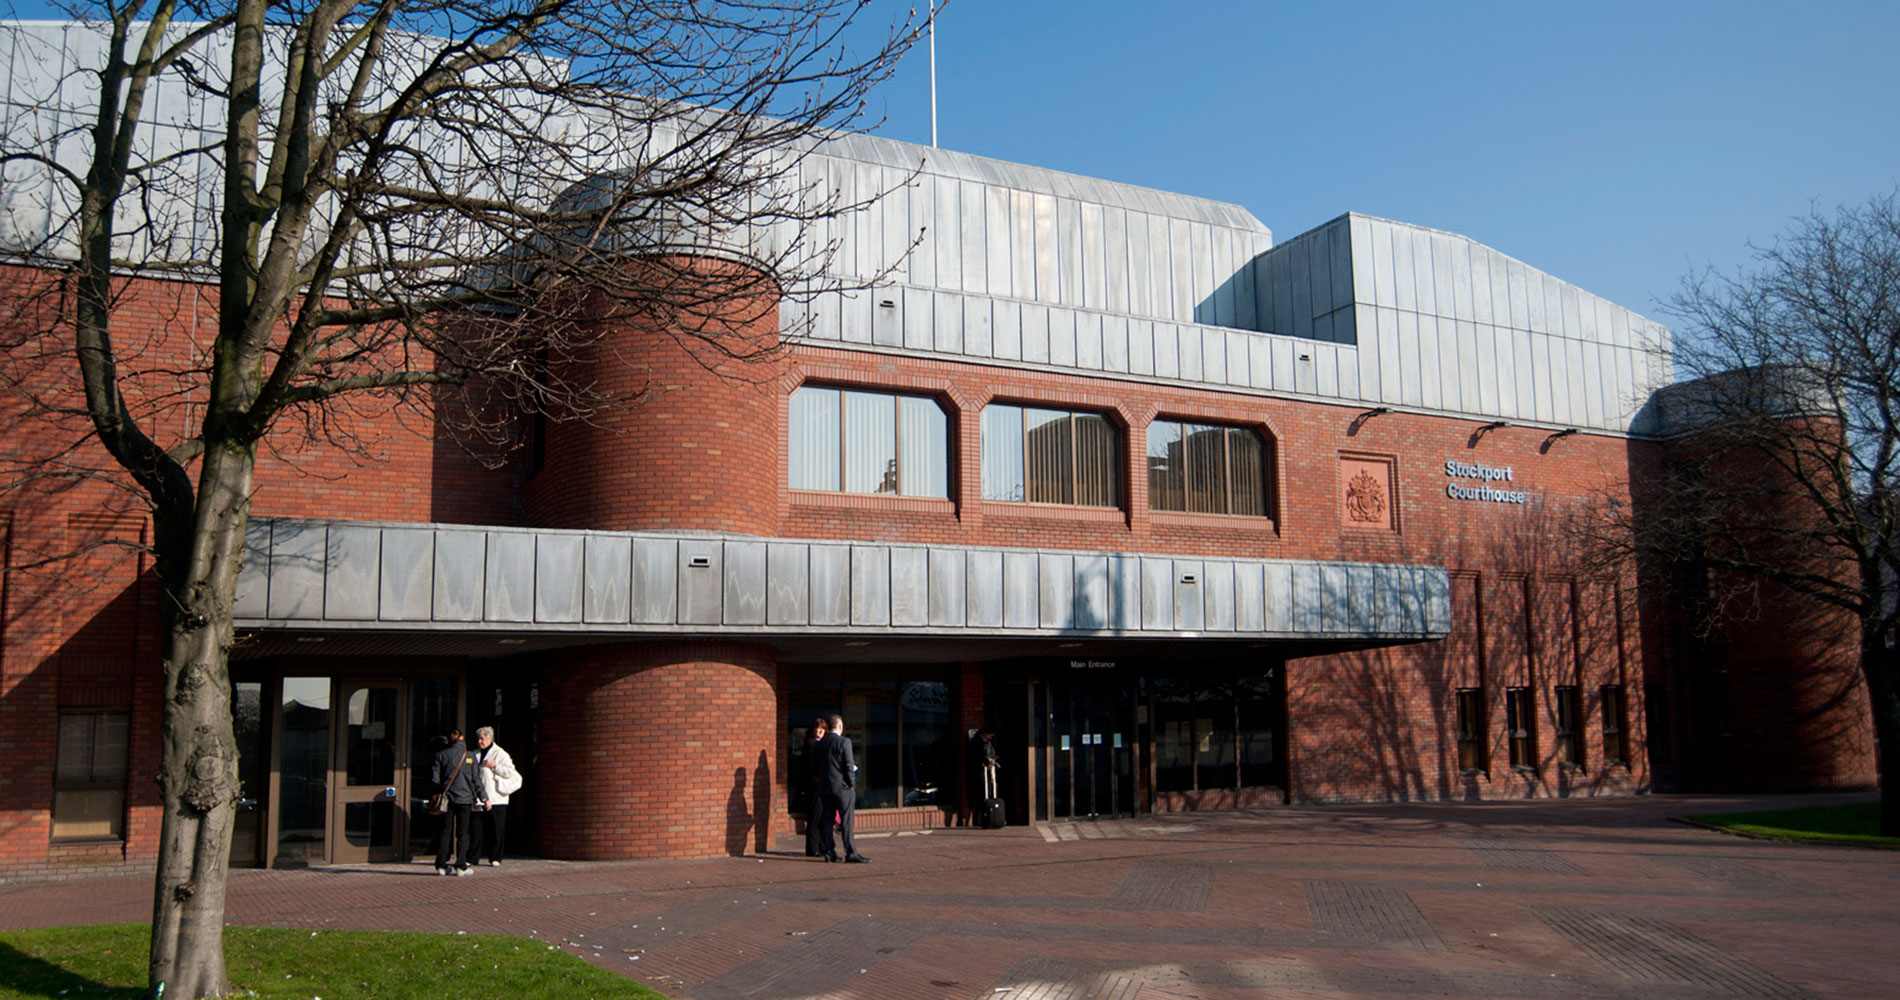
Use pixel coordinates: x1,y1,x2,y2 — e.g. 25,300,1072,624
1444,459,1528,504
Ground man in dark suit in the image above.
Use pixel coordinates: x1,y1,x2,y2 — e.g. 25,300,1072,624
816,713,869,863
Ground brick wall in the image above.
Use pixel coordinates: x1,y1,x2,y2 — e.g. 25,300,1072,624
534,641,782,860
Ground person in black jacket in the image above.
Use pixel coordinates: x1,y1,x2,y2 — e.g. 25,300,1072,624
802,717,828,857
815,713,869,863
432,729,480,875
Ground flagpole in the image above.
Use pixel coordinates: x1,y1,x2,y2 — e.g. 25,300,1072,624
928,0,938,147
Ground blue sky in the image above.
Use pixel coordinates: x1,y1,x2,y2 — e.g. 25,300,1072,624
862,0,1900,322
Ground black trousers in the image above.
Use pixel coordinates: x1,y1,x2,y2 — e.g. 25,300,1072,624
818,789,857,859
434,802,473,868
472,804,508,862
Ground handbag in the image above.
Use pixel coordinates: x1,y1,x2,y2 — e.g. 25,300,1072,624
428,745,471,815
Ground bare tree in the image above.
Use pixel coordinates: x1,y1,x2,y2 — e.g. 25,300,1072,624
0,1,920,995
1583,195,1900,835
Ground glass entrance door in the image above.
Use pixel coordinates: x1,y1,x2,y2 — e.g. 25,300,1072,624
1044,673,1137,819
331,680,408,864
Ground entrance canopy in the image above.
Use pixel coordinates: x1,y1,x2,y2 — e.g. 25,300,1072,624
235,518,1451,660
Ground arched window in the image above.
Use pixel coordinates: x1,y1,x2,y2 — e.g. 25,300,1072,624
1145,420,1269,516
789,386,948,498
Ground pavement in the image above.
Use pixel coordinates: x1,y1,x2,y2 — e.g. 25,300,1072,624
3,793,1896,1000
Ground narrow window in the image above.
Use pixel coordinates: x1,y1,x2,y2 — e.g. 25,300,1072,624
1455,688,1487,772
1146,420,1270,516
52,710,130,840
981,403,1120,507
1554,685,1583,769
1505,687,1536,770
789,386,948,498
1600,684,1628,766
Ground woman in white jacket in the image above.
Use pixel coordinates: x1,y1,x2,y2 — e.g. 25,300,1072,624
472,726,523,865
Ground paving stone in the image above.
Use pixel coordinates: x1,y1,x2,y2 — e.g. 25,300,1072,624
2,794,1892,1000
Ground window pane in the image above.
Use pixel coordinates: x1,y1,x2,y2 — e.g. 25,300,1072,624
1074,413,1119,506
843,391,898,494
1184,423,1227,513
92,712,129,780
1555,686,1583,766
1456,689,1486,771
900,681,950,805
1601,685,1626,764
1506,688,1535,769
1151,678,1195,793
407,676,459,859
1237,671,1280,787
788,387,840,491
278,677,331,862
344,687,399,786
1195,706,1237,791
51,789,123,840
1023,408,1072,504
233,682,265,866
1228,430,1266,516
55,714,94,782
898,396,948,498
1147,421,1185,511
981,405,1024,501
846,680,899,809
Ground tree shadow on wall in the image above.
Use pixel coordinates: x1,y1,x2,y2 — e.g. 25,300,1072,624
1296,491,1657,805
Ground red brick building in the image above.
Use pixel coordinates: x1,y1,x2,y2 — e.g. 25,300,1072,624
0,124,1878,877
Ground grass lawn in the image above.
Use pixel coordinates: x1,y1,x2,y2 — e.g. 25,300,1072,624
1685,801,1899,848
0,923,672,999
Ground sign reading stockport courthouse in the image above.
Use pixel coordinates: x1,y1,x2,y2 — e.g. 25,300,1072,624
1444,459,1529,504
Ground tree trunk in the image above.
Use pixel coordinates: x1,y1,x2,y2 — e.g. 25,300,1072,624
148,443,256,998
1864,636,1900,837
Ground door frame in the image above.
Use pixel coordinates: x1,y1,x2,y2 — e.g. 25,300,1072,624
327,678,411,864
239,665,464,868
1028,667,1142,822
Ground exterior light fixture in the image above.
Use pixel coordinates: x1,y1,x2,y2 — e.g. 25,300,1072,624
1350,405,1393,434
1540,427,1581,453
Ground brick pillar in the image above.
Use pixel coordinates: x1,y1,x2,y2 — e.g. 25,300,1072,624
535,641,779,859
523,256,786,536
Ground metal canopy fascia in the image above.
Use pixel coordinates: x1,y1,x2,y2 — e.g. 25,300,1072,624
234,518,1452,651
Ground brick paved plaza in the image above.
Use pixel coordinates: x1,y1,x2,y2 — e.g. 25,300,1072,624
4,794,1894,999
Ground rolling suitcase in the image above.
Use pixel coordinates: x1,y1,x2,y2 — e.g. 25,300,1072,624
980,764,1006,829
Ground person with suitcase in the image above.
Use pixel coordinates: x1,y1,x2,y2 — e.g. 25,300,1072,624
972,728,1005,829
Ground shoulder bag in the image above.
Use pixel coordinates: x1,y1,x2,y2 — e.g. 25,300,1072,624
427,748,469,815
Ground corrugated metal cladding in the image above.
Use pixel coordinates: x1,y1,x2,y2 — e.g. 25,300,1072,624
235,518,1452,640
790,128,1675,434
